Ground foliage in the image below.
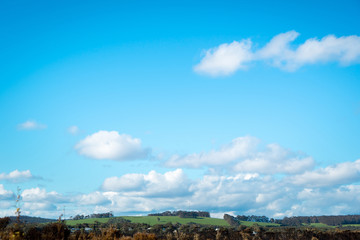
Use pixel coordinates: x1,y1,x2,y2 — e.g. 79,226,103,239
1,220,360,239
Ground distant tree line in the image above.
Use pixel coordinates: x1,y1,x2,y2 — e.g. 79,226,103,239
223,214,274,226
148,210,210,218
72,212,113,220
237,215,274,223
224,213,360,227
278,215,360,226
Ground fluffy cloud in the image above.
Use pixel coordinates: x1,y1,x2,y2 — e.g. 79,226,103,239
167,136,259,168
0,170,35,183
258,31,360,70
194,40,253,76
77,191,111,205
75,131,150,161
288,159,360,187
233,143,315,175
17,120,47,130
166,136,314,175
194,31,360,76
102,169,190,197
102,173,146,192
22,187,66,203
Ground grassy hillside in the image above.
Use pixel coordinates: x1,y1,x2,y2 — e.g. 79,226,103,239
65,216,282,227
122,216,229,226
65,216,229,226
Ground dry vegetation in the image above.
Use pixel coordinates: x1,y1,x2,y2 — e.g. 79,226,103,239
2,217,360,240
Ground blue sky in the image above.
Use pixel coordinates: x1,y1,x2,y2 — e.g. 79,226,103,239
1,0,360,219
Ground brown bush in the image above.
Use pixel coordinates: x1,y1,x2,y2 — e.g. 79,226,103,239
133,232,156,240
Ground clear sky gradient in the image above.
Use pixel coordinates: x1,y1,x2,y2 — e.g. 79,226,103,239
1,0,360,218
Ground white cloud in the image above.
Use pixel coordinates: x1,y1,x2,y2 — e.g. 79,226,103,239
17,120,47,130
233,143,315,175
259,31,360,70
102,169,190,198
22,187,66,203
0,170,35,183
194,40,253,76
194,31,360,75
166,137,314,175
289,159,360,187
102,173,146,192
75,130,150,161
68,125,80,135
166,136,259,168
77,191,111,205
257,30,300,70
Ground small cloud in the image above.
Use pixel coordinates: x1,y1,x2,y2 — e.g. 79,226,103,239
0,170,37,183
18,120,47,130
75,130,150,161
194,40,253,76
68,125,80,135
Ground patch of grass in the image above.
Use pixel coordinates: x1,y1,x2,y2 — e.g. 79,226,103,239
122,216,230,226
342,224,360,227
302,223,334,228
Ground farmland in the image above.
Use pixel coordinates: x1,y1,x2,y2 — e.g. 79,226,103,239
66,216,230,227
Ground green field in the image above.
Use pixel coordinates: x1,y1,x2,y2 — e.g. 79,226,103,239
65,216,282,227
66,216,230,227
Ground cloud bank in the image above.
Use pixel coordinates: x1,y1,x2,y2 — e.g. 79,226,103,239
1,136,359,219
1,160,360,218
194,31,360,76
